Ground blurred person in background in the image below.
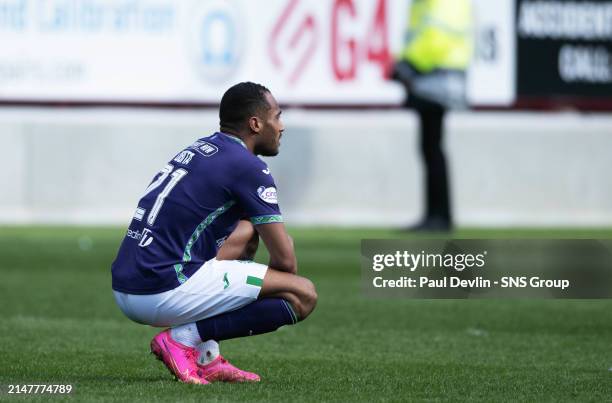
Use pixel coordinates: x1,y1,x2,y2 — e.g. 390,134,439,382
391,0,473,232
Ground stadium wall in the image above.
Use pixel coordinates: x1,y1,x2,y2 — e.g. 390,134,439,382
1,109,611,227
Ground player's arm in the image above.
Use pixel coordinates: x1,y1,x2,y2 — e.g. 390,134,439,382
255,222,297,275
230,160,294,270
216,220,259,261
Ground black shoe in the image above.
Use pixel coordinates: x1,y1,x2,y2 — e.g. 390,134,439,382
405,217,452,233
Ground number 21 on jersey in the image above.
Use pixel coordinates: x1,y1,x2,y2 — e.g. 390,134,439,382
143,164,188,225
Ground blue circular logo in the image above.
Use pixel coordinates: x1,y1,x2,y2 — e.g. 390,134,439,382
188,1,244,84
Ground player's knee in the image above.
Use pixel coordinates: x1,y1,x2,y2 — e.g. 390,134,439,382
296,279,317,321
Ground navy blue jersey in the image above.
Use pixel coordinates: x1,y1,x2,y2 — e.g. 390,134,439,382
111,133,283,294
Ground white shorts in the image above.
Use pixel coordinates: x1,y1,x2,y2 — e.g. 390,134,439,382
113,258,268,327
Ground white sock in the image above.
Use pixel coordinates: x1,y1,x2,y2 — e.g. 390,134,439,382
170,323,202,347
197,340,220,366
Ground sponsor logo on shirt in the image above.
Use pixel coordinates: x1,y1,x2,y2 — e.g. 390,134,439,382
174,150,195,165
257,186,278,204
126,228,155,247
133,207,146,221
262,168,271,175
191,141,219,157
139,229,154,247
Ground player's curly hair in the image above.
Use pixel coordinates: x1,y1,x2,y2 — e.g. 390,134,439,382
219,82,271,133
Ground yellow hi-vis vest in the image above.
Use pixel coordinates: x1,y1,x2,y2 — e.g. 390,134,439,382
400,0,473,73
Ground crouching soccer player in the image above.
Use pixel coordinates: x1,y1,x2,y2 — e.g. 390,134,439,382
110,82,317,384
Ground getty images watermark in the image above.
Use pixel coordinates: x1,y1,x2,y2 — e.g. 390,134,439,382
361,240,612,298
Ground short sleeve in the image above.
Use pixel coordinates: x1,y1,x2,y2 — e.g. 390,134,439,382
230,162,283,225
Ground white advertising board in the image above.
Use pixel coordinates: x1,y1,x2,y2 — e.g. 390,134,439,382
0,0,514,106
468,0,516,105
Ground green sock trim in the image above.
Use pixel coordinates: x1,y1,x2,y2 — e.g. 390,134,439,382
282,299,299,324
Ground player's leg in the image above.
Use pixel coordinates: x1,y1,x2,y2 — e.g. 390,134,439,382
175,266,316,383
215,220,317,319
192,268,316,342
192,220,317,341
152,283,312,384
161,221,317,383
258,269,318,320
211,219,317,320
168,263,313,383
150,221,260,384
153,257,271,383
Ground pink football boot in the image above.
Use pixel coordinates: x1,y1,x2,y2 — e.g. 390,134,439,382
198,355,261,383
150,329,208,385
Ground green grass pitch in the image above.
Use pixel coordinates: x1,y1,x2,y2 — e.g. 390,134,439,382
1,226,612,402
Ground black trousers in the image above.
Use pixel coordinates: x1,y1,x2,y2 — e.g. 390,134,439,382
392,59,454,225
413,102,451,223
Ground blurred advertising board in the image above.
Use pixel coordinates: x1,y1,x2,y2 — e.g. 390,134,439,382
0,0,515,107
516,0,612,103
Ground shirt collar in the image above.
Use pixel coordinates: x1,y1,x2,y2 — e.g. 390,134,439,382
220,132,247,149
